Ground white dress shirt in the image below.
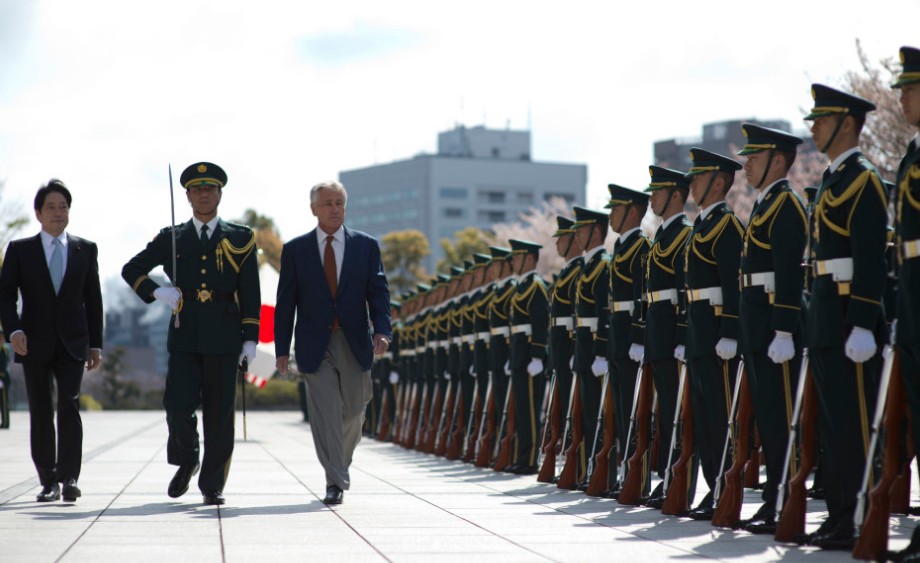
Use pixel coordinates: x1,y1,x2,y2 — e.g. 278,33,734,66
191,216,220,239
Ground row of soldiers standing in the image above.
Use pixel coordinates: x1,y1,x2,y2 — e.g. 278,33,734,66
366,46,920,557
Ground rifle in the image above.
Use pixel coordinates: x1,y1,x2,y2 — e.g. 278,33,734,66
446,378,469,460
712,362,753,528
587,372,616,497
853,345,903,560
557,374,584,490
774,351,810,519
392,376,407,445
662,362,694,515
649,391,660,471
493,385,516,472
375,383,391,441
774,361,818,540
460,380,480,462
713,359,745,509
433,379,455,456
237,358,248,441
408,377,429,450
745,433,762,489
617,365,650,504
537,372,562,483
474,380,496,467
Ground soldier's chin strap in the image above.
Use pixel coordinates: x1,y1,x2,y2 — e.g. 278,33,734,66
819,113,848,154
754,151,776,191
583,225,596,253
698,174,718,212
615,205,630,235
517,255,528,277
562,234,575,258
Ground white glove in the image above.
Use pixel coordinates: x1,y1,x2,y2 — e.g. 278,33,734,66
767,331,795,364
504,360,510,376
846,326,877,364
0,380,4,389
239,341,257,367
569,356,574,370
389,371,399,384
629,343,644,363
715,338,737,360
673,345,685,363
444,372,451,381
591,356,607,377
153,287,181,309
527,359,543,376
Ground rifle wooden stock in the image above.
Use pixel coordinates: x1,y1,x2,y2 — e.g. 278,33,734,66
408,382,429,450
375,385,392,441
662,365,694,516
462,381,483,463
714,360,745,506
774,367,818,541
649,395,660,471
434,380,456,456
557,374,584,490
713,365,753,528
744,434,762,489
392,380,406,445
493,387,516,471
617,364,650,503
853,346,904,560
587,374,616,497
537,374,562,483
422,381,445,453
446,380,469,460
475,383,497,467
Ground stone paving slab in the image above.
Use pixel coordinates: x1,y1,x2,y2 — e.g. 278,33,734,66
0,410,916,562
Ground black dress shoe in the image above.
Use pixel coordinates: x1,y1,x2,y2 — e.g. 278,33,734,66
806,486,825,500
607,489,621,500
168,462,200,498
323,485,344,505
688,506,715,521
812,527,855,551
744,517,776,534
36,483,60,502
203,491,225,505
890,526,920,562
508,464,538,475
61,479,81,502
791,518,838,546
644,494,665,509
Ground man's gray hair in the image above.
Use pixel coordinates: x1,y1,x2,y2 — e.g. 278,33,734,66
310,181,348,205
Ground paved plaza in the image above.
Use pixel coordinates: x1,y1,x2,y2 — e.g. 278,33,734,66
0,410,914,562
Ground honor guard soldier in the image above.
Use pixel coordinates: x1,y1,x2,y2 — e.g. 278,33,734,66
637,166,692,508
680,149,744,520
545,217,583,471
481,246,514,466
465,253,493,462
122,162,261,506
570,205,611,489
734,124,807,533
802,85,888,550
604,185,651,497
888,46,920,561
506,240,549,474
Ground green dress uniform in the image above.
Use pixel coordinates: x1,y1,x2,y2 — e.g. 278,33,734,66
804,86,887,540
549,219,582,461
121,164,260,496
604,186,651,492
892,48,920,490
642,167,692,493
736,125,808,517
507,240,549,472
488,248,515,442
455,265,477,452
572,206,611,486
681,150,744,511
469,254,494,457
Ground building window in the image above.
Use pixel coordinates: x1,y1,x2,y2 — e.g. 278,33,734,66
479,191,505,203
544,192,575,203
443,208,463,218
440,186,467,199
479,210,506,222
517,192,533,204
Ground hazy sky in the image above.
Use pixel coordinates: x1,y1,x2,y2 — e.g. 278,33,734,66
0,0,916,294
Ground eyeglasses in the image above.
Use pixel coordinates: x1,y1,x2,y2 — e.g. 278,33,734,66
188,185,220,195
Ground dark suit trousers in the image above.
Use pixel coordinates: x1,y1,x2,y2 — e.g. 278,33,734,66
746,350,800,506
22,341,85,486
811,347,880,529
164,351,237,493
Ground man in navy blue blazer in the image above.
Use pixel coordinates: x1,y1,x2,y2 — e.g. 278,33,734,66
275,180,391,505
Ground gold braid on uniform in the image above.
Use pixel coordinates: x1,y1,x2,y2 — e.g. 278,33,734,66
218,232,257,273
552,267,579,305
577,260,606,305
613,238,645,284
649,226,691,275
512,278,548,316
132,275,150,292
815,170,886,240
745,192,806,252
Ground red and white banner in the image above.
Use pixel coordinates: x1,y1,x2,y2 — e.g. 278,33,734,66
245,261,279,387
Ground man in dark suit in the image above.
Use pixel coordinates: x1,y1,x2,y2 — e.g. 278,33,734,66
275,180,391,506
122,162,261,506
0,179,103,503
